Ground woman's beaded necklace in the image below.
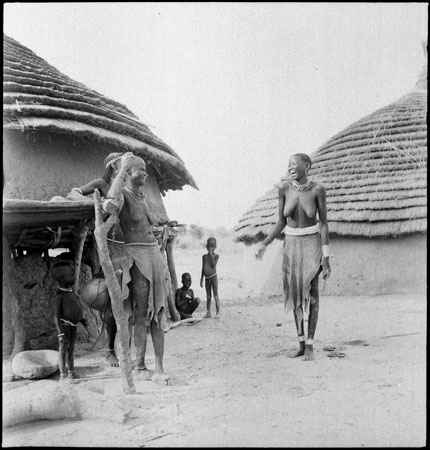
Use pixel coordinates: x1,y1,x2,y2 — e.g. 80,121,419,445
292,180,310,191
124,186,144,200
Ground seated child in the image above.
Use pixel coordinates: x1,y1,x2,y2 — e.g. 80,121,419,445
175,273,201,320
51,261,87,382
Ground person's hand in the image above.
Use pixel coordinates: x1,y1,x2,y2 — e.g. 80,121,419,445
58,334,67,344
102,198,120,214
255,243,267,261
322,258,331,280
66,190,86,201
120,152,138,171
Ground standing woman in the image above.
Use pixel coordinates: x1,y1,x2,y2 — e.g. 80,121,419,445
255,153,331,361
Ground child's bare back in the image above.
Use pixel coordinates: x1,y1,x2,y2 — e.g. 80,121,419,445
57,290,83,324
52,262,83,323
51,261,86,382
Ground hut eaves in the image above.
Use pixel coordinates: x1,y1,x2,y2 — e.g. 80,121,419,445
3,34,197,192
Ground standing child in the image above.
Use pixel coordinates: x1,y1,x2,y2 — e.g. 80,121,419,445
175,273,201,319
52,261,87,382
200,237,220,319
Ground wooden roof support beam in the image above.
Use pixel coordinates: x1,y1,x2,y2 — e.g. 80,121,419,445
73,220,89,295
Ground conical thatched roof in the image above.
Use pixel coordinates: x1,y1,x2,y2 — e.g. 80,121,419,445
3,34,197,192
234,47,427,243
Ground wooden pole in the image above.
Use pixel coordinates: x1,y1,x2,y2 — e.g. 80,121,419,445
93,190,135,394
166,233,178,293
163,254,181,322
158,225,180,322
73,220,89,294
2,236,26,356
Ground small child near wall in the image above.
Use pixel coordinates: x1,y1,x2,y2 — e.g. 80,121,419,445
52,261,87,382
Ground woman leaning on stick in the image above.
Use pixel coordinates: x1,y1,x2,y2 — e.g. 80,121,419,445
255,153,331,361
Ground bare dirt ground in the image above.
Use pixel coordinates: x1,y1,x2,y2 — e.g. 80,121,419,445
2,235,427,447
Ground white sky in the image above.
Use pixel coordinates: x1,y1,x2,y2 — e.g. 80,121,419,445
4,2,428,229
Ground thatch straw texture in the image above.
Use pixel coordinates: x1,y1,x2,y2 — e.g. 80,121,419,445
234,54,427,242
3,34,197,192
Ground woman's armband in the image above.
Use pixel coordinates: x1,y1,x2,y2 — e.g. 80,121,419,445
322,245,333,258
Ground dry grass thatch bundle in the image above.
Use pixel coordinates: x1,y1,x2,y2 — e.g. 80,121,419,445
234,46,427,242
3,34,197,192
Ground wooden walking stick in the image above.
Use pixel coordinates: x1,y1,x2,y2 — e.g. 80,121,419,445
93,189,135,394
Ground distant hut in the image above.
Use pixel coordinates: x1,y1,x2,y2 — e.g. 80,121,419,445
234,44,427,297
3,34,197,355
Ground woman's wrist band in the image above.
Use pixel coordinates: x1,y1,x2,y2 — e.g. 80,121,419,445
58,333,65,337
322,245,332,258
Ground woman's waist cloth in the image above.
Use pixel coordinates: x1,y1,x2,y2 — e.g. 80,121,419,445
283,223,319,236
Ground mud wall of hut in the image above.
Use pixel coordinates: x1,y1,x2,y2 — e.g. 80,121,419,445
2,253,103,356
2,248,16,355
317,234,426,296
239,234,426,298
3,129,169,222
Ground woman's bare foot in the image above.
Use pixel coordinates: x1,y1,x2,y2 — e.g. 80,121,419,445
104,350,119,367
214,313,220,319
288,343,305,358
303,345,315,361
136,367,155,380
203,312,212,319
59,374,68,383
66,371,78,383
151,372,170,385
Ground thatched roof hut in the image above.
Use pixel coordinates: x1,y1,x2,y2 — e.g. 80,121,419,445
234,62,427,242
3,33,197,194
233,44,427,296
2,34,195,355
3,33,198,248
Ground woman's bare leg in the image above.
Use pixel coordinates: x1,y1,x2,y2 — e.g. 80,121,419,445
130,265,150,376
303,274,320,361
150,319,169,383
289,306,305,357
104,309,119,367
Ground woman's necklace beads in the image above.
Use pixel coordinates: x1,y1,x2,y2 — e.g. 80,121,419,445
292,180,310,191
